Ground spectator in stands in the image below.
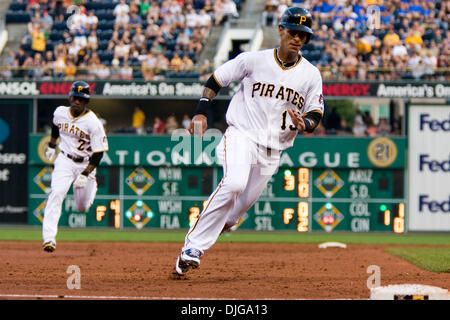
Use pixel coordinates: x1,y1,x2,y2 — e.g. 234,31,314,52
28,24,47,57
132,27,146,51
0,50,16,80
30,53,46,80
147,1,160,22
198,59,212,81
363,111,375,129
151,40,164,56
114,40,131,63
423,50,437,79
197,9,213,28
392,40,408,59
383,27,400,47
170,53,183,72
176,28,191,50
262,0,279,27
114,0,130,18
341,50,358,79
43,50,54,75
277,0,289,23
213,0,226,25
95,63,111,80
405,29,423,48
129,12,143,30
203,0,215,16
119,61,133,80
27,0,40,13
140,0,151,17
132,106,146,135
181,55,194,71
408,50,424,79
4,49,16,67
188,28,204,55
432,28,444,45
366,123,378,137
152,117,166,135
70,5,88,32
41,10,54,32
20,56,33,80
87,30,98,51
182,114,191,130
391,120,401,136
352,121,366,137
115,11,130,29
16,47,28,66
377,118,392,136
73,24,88,51
141,53,157,81
336,119,352,135
165,115,180,134
62,30,73,45
222,0,239,20
155,54,169,77
51,0,65,17
64,58,77,80
86,11,99,31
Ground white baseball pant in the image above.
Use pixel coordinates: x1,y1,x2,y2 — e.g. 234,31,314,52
42,153,97,243
182,126,280,253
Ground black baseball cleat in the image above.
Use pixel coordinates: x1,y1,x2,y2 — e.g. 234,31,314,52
43,241,56,253
174,248,203,275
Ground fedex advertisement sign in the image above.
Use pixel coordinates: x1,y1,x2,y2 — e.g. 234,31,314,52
408,106,450,231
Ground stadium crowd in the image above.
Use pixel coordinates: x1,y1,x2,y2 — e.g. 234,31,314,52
1,0,243,80
0,0,448,81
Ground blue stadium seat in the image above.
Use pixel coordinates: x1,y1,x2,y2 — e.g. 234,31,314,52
9,2,27,11
133,70,143,79
99,39,109,50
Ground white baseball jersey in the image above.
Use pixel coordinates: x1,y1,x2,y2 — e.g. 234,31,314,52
213,48,324,151
53,106,108,158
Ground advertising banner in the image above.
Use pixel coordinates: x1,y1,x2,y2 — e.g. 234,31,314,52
0,100,31,223
1,80,449,99
408,105,450,231
29,134,406,169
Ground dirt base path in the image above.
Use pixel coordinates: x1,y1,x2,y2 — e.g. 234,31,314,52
0,242,449,300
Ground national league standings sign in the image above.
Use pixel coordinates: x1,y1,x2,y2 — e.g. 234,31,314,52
408,105,450,231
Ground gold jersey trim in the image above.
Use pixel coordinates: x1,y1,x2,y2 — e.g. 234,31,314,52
273,48,302,70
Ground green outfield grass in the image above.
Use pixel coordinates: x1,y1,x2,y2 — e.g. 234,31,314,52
0,226,449,245
385,248,450,273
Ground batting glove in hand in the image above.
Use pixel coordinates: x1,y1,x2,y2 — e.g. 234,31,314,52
45,144,56,161
73,174,88,189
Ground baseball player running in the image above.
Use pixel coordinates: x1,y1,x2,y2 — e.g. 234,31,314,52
174,7,324,276
42,81,108,252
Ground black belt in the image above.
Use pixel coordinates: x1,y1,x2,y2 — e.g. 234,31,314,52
61,150,86,163
256,143,280,157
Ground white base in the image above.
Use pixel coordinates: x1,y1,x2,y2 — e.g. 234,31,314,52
370,284,450,300
318,242,347,249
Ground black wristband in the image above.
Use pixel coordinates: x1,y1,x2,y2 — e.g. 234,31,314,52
304,119,313,132
193,98,211,117
81,170,89,176
89,152,103,167
48,142,57,149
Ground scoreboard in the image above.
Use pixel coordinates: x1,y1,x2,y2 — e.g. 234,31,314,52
28,134,406,233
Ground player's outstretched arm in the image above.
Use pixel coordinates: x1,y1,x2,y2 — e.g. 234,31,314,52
45,124,60,161
288,109,322,133
189,74,222,136
74,152,104,189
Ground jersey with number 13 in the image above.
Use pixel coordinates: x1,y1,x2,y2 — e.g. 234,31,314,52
213,48,324,151
53,106,108,158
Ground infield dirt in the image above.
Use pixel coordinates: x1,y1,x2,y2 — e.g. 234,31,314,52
0,242,449,299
